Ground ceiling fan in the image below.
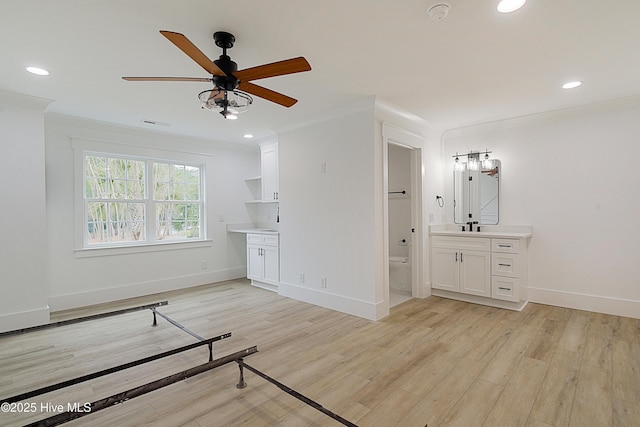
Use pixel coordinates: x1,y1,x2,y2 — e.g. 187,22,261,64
123,30,312,119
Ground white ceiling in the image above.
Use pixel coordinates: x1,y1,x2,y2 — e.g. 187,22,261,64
2,0,640,143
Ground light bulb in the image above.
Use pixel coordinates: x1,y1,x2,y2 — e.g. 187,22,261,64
497,0,526,13
482,152,493,169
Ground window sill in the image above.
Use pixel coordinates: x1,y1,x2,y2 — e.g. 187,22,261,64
74,239,213,258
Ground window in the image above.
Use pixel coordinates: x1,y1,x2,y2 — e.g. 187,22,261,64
84,153,203,247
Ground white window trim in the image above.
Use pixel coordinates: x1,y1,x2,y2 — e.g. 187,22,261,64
72,137,211,257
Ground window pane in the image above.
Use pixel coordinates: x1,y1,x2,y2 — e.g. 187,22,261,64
109,179,126,199
87,201,107,244
185,165,199,183
186,221,199,238
185,183,199,201
127,159,145,180
108,158,127,180
126,179,145,200
154,182,169,201
86,178,106,198
171,183,185,200
171,164,185,182
85,156,107,178
154,163,170,182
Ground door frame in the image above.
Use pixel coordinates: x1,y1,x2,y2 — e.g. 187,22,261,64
382,123,425,308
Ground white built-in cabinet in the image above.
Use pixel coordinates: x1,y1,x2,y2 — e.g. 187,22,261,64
260,142,279,202
246,233,279,291
431,232,530,310
432,237,491,297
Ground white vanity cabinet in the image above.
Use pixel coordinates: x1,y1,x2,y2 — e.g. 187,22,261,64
260,143,279,202
431,236,491,297
247,233,279,291
430,229,531,311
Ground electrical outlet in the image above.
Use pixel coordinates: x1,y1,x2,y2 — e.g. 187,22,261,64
299,273,305,284
320,162,327,173
201,260,208,270
320,277,327,288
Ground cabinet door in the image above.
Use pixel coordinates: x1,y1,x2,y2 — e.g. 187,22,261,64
459,250,491,297
261,144,279,201
247,245,264,280
432,248,459,291
262,245,279,283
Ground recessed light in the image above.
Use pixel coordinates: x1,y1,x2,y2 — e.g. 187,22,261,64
497,0,526,13
562,81,582,89
243,134,254,139
26,66,50,76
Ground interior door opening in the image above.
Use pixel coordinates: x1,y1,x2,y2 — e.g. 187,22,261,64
386,140,422,308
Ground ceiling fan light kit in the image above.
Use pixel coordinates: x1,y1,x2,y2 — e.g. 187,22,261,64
123,30,311,120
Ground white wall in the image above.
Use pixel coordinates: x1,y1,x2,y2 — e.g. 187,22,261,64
442,96,640,318
44,114,259,311
0,91,51,332
277,107,381,319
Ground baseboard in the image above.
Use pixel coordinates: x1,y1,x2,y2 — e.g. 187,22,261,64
431,289,527,311
528,287,640,319
278,281,383,321
0,306,50,333
48,267,246,312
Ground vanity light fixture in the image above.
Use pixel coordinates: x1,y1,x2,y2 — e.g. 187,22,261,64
453,150,493,172
482,150,494,169
497,0,526,13
467,153,480,172
454,153,466,172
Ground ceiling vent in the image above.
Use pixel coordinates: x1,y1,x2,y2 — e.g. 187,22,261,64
428,3,451,20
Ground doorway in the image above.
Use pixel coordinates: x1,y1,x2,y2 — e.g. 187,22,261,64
383,124,424,309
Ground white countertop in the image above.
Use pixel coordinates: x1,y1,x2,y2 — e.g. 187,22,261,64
429,224,532,239
430,230,532,239
227,224,279,235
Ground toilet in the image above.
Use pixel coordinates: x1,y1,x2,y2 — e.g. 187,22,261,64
389,256,410,292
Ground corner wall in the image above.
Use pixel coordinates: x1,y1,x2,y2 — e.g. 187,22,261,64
442,96,640,318
277,107,381,319
0,91,51,332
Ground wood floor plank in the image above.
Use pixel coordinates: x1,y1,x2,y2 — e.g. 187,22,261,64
529,348,581,426
1,280,638,427
439,379,503,426
482,356,547,426
569,364,613,427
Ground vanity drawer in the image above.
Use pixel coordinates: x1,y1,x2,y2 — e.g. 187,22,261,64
492,276,519,302
492,253,520,278
432,236,490,251
247,233,279,246
492,238,520,253
261,235,279,246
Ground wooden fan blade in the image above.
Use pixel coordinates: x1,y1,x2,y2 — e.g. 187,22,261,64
235,57,311,82
159,30,226,76
122,77,212,82
238,81,298,107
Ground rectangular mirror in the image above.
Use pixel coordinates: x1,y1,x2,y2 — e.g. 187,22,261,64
454,159,500,225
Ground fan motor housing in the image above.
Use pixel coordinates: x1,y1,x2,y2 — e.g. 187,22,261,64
213,74,239,91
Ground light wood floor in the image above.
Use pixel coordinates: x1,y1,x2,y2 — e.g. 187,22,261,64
1,280,639,426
